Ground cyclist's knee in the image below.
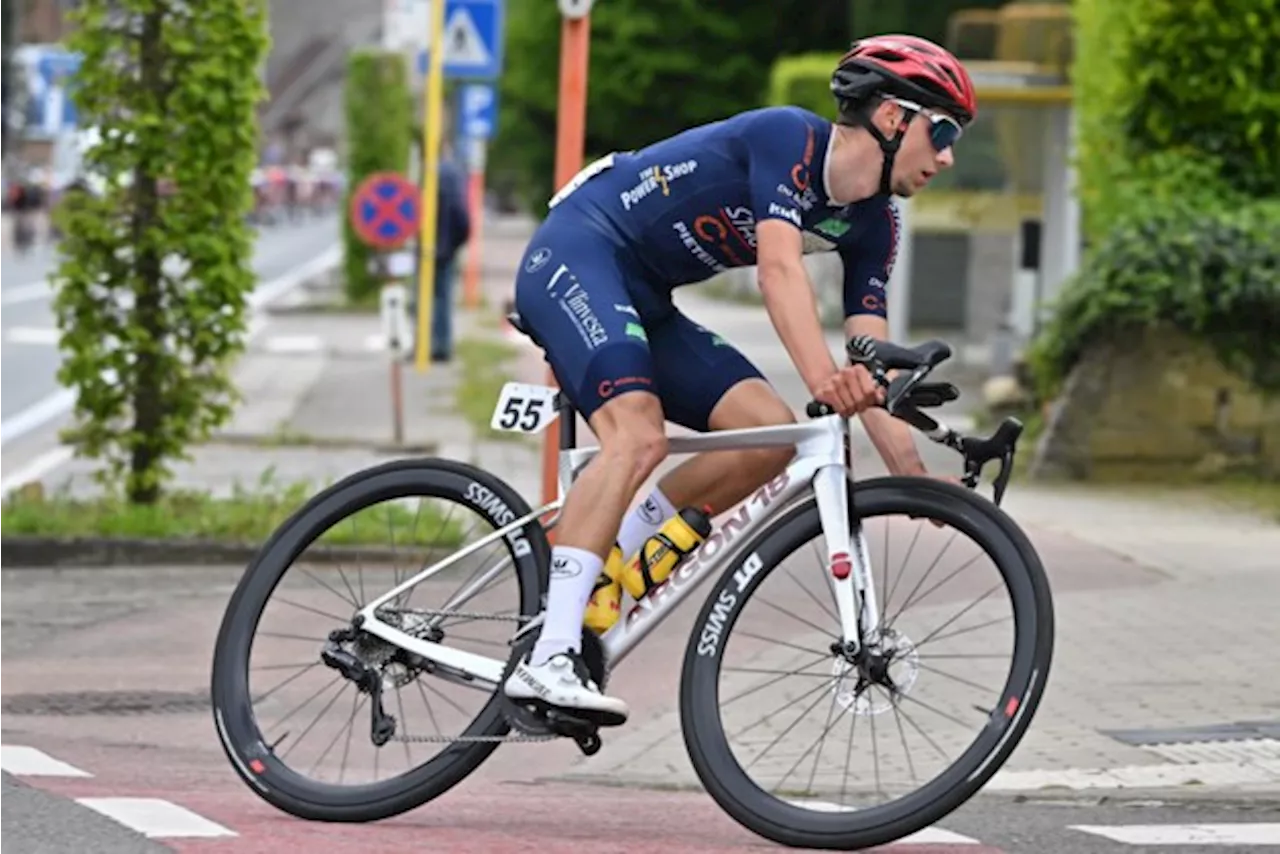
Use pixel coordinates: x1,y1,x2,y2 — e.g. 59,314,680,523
592,391,668,482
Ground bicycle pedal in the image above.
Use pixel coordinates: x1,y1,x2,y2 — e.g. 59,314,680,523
544,709,603,756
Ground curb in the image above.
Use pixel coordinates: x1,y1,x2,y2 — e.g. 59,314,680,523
0,536,447,569
206,432,440,455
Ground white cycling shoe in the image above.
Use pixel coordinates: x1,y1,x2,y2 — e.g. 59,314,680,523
503,648,629,727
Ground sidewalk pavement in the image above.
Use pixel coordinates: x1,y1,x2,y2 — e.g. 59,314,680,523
28,211,1280,799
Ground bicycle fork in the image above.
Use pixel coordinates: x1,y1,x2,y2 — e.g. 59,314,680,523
812,461,880,656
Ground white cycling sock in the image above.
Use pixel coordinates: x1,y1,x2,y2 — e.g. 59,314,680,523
530,545,605,667
616,486,678,558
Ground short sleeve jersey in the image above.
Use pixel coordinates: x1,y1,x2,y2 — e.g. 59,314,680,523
549,105,900,319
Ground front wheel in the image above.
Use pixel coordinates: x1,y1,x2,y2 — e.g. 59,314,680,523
680,476,1053,850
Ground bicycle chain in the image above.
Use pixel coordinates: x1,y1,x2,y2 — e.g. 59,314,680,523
392,607,531,624
383,607,555,744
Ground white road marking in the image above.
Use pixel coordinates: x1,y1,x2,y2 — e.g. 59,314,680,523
987,759,1280,791
260,334,323,354
1,281,54,306
0,745,93,777
896,828,982,845
5,326,60,345
0,446,76,495
1070,823,1280,846
76,797,237,838
783,800,979,844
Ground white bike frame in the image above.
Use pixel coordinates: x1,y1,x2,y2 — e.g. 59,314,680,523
353,399,880,693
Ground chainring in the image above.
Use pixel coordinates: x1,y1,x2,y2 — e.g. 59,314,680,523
499,628,609,737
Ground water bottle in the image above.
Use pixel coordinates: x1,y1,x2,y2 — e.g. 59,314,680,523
617,506,714,600
583,544,624,634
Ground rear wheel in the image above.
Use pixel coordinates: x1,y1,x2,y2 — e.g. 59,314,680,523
680,476,1054,850
211,458,550,822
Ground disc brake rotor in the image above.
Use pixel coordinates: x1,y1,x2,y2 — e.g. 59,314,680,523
832,627,920,716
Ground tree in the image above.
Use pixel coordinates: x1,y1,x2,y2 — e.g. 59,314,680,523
51,0,269,504
341,49,412,303
489,0,851,212
1027,0,1280,406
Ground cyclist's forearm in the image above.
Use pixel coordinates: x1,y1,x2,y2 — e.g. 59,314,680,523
860,403,927,476
758,261,836,392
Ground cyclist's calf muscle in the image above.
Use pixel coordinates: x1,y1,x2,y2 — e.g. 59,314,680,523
555,389,669,559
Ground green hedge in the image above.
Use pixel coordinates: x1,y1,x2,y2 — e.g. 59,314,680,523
342,50,412,303
1032,0,1280,402
1027,198,1280,401
766,53,842,120
1072,0,1280,242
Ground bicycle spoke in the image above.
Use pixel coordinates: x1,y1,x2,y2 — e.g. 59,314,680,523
890,698,919,785
743,676,842,772
305,693,360,778
913,587,1004,649
718,653,831,710
787,559,837,624
885,529,958,629
273,596,349,624
891,550,986,625
253,660,323,703
299,566,359,609
916,661,996,695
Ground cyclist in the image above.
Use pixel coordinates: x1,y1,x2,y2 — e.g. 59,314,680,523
503,34,978,726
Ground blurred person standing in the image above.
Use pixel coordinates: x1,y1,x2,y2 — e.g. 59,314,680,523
411,139,471,363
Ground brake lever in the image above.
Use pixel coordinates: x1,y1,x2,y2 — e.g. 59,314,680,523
991,449,1016,506
960,418,1024,506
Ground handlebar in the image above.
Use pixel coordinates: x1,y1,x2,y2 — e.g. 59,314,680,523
805,334,1023,506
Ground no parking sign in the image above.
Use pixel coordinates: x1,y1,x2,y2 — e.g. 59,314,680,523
349,171,421,250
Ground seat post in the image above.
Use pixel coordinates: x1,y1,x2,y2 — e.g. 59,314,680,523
557,392,577,450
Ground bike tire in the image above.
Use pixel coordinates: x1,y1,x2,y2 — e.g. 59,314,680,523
679,476,1054,850
210,457,549,822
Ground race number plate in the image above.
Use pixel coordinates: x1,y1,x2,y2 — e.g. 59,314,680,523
490,383,561,434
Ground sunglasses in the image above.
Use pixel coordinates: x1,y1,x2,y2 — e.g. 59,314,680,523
890,97,963,152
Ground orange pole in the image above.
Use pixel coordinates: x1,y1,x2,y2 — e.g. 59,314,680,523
542,13,591,514
463,163,484,309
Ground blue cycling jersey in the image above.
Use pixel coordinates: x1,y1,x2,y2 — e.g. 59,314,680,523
547,104,899,319
512,105,901,431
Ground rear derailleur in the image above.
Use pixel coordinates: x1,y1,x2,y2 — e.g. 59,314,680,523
320,624,408,747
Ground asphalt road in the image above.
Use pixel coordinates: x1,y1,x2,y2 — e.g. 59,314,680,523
0,215,340,445
3,562,1278,853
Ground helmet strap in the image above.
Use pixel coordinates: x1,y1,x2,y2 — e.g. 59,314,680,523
840,96,912,196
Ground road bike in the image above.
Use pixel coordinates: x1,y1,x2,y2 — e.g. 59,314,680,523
210,317,1055,851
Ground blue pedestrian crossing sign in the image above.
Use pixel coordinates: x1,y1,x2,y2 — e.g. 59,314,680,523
459,84,498,139
418,0,505,80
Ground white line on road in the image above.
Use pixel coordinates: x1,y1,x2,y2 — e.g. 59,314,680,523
260,333,323,354
5,326,60,345
76,798,237,838
0,745,94,777
0,389,76,446
0,243,343,494
0,446,75,494
1,281,53,306
1070,823,1280,846
987,759,1280,791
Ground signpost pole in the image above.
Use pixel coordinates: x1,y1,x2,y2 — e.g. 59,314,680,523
463,142,485,310
541,1,593,516
415,0,448,373
349,171,422,444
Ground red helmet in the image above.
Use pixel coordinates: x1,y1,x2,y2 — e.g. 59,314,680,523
832,34,978,124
